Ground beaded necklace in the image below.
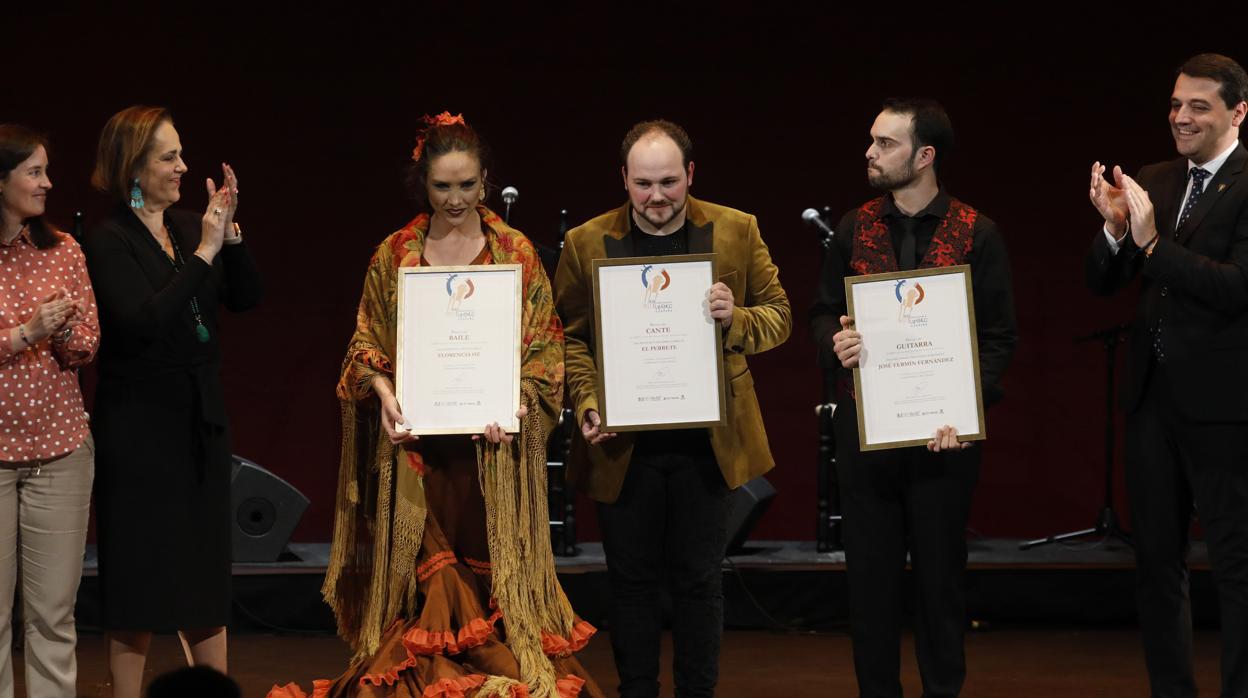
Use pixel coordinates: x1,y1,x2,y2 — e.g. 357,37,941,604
161,225,210,343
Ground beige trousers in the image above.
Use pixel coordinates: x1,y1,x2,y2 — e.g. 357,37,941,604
0,436,94,698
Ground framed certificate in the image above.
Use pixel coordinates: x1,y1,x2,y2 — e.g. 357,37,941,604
396,264,522,435
845,265,985,451
592,254,726,432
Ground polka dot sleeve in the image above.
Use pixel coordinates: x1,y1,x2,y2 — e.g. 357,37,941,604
49,236,100,368
0,230,93,462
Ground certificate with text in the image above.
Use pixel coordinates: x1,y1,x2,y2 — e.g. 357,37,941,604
846,265,985,451
592,254,726,432
396,264,522,435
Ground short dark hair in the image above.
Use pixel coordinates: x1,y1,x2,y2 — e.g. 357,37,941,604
1178,53,1248,109
621,119,693,171
146,666,240,698
0,124,59,249
880,98,955,173
93,105,174,203
404,115,492,214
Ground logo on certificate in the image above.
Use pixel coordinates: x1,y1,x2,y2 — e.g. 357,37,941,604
446,274,477,318
641,265,673,312
894,279,927,326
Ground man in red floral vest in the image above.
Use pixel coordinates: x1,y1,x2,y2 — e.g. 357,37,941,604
811,98,1017,697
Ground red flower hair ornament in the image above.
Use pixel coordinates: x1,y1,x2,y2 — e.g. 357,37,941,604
412,111,468,162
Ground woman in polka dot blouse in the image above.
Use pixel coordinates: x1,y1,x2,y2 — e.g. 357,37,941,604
83,106,261,698
0,125,101,698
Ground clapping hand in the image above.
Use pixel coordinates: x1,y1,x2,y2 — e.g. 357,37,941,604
24,289,76,343
1120,175,1158,249
57,288,87,334
217,163,240,238
197,178,234,263
1089,162,1130,239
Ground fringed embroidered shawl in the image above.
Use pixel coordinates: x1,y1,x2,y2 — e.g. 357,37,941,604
323,205,573,696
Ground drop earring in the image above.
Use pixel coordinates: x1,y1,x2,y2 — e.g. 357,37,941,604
128,178,144,209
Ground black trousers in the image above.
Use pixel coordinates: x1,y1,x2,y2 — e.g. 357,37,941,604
834,400,979,698
1129,367,1248,698
597,452,729,698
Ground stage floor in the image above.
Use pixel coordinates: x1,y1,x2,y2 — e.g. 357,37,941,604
12,627,1224,697
52,538,1225,695
81,536,1209,575
71,536,1225,634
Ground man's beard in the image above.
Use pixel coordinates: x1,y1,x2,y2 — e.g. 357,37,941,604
636,198,686,229
868,158,918,191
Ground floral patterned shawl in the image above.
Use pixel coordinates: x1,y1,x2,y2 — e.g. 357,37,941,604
323,205,572,695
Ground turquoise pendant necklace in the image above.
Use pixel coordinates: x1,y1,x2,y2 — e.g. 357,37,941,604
162,225,211,343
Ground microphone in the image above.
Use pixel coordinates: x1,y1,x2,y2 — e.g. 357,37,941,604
501,186,519,224
558,209,568,249
802,208,836,248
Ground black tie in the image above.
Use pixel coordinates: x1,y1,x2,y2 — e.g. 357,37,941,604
899,218,918,271
1154,167,1212,363
1176,167,1211,236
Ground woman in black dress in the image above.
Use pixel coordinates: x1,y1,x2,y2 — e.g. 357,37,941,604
83,105,261,698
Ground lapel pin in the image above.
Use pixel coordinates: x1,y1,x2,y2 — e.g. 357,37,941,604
1219,183,1228,192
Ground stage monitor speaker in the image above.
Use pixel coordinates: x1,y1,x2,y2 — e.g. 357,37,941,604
230,456,310,563
725,476,776,554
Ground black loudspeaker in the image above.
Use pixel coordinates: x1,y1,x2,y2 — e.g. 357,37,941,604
725,476,777,554
230,456,310,563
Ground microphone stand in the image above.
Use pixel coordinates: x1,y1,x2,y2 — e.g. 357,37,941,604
501,186,519,225
809,205,842,551
816,403,842,551
543,209,576,555
1020,323,1132,550
805,206,837,250
533,209,565,275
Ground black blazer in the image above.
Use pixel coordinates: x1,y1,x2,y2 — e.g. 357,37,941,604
83,205,262,426
1087,142,1248,421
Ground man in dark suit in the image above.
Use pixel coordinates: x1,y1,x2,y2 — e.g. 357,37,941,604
554,120,790,697
1087,53,1248,696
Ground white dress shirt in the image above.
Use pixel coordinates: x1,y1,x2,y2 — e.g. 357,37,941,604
1104,139,1241,254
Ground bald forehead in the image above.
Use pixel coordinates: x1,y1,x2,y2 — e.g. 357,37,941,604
625,132,684,173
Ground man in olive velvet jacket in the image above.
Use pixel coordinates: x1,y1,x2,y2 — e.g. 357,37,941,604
554,120,790,698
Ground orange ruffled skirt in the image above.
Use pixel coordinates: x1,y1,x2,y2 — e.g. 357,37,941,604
269,436,603,698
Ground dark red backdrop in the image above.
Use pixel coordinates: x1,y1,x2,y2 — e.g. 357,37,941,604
6,6,1243,542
